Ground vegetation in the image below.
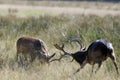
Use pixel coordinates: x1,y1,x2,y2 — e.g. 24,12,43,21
0,13,119,80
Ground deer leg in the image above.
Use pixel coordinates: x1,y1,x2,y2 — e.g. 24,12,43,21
109,54,119,74
73,64,86,75
16,51,22,65
74,68,80,75
73,65,83,75
73,60,87,75
113,61,119,74
92,64,94,73
16,53,21,67
30,53,35,63
89,64,95,77
24,54,30,67
16,53,19,62
19,53,25,67
95,60,102,73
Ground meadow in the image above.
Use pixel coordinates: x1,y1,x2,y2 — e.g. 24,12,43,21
0,1,120,80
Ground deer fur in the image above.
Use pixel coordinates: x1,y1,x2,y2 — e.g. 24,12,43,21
53,39,119,74
16,37,55,65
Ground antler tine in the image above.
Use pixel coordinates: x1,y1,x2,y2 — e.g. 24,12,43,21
49,52,65,62
54,44,65,52
61,43,64,49
50,44,66,62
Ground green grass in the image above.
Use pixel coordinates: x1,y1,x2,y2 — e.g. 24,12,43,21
17,10,57,17
0,14,120,80
0,10,9,15
0,9,57,17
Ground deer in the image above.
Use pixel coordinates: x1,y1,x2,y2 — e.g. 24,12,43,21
16,37,56,66
52,38,119,75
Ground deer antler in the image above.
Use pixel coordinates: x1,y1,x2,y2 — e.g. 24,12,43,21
54,44,66,53
49,52,65,62
69,36,83,50
50,44,68,62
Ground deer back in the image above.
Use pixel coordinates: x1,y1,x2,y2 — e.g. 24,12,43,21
87,40,114,63
17,37,45,54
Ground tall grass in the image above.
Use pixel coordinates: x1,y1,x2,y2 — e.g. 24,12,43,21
0,14,120,80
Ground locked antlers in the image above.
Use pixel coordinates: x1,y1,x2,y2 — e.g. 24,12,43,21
50,44,70,62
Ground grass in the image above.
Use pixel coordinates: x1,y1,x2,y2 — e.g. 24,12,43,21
16,10,59,17
0,9,55,17
0,13,120,80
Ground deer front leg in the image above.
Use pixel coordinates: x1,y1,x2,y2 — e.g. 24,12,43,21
73,60,87,75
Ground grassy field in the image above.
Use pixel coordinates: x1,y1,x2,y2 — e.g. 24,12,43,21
0,1,120,80
0,14,120,80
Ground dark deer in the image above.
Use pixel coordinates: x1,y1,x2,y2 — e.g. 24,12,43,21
52,38,119,74
16,37,55,65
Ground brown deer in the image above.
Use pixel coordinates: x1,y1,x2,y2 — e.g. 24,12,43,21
16,37,55,65
52,38,119,75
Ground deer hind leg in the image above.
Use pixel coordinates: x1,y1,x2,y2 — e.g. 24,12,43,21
92,64,95,73
109,53,119,74
95,61,102,73
74,68,80,75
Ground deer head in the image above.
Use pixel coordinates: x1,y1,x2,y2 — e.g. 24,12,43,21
50,36,84,62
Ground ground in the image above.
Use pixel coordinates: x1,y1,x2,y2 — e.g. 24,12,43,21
0,4,120,17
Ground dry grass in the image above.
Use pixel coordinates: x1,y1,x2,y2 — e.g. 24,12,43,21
0,59,119,80
0,1,120,80
0,14,120,80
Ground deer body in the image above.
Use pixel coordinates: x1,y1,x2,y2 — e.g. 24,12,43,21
16,37,55,64
87,40,113,65
54,39,119,74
